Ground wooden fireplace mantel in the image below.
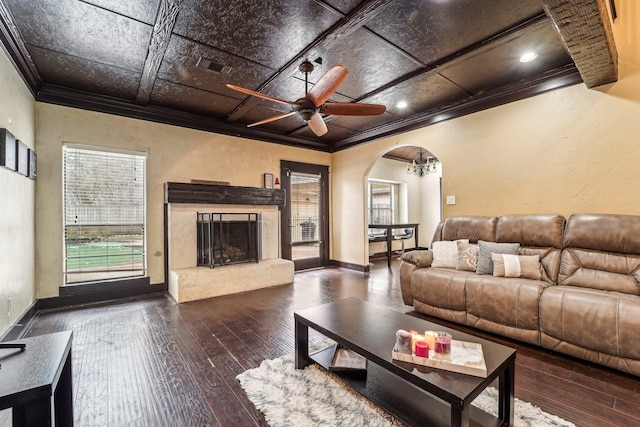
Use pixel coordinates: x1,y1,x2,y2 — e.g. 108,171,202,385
164,182,285,207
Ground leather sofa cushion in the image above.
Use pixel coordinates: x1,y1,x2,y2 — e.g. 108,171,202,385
439,216,497,244
465,274,549,332
564,213,640,254
558,248,640,294
540,286,640,360
520,246,562,285
496,214,565,248
559,214,640,294
495,215,565,285
410,268,470,311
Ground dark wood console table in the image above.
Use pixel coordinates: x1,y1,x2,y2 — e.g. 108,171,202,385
368,223,419,267
0,330,73,426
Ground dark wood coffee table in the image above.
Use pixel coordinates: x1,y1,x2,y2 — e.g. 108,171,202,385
294,298,515,427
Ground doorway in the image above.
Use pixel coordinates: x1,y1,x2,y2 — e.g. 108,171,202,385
280,161,329,271
366,146,443,263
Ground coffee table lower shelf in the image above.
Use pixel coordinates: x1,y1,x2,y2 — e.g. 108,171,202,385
310,345,504,427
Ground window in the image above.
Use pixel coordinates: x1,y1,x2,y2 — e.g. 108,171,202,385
63,145,146,284
368,181,398,227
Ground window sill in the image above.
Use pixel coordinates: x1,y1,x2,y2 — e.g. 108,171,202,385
60,276,151,297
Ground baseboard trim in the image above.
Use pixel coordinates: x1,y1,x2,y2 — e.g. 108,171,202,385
0,300,38,341
330,259,369,273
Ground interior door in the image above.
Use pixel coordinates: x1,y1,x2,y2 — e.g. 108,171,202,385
280,161,329,271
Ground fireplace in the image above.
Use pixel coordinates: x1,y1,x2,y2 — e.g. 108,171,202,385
166,182,293,303
197,212,261,268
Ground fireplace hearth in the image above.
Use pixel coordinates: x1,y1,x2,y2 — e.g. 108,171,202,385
197,212,261,268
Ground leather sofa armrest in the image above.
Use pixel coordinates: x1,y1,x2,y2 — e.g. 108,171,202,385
399,250,433,306
400,250,433,268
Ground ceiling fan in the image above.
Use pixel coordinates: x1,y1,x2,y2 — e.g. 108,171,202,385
226,60,386,137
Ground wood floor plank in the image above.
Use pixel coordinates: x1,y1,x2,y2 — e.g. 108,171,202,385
21,259,640,427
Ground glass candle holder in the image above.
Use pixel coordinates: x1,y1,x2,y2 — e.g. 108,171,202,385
424,330,438,351
434,331,452,361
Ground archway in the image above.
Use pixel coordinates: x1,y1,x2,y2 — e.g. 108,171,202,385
364,145,443,266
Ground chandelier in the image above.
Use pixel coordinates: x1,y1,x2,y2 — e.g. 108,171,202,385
406,148,438,178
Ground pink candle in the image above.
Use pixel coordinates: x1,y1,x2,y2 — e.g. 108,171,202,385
435,333,451,360
415,341,429,358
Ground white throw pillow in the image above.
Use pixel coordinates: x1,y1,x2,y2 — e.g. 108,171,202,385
432,239,469,268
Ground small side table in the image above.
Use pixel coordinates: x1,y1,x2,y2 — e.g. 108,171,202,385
0,330,73,427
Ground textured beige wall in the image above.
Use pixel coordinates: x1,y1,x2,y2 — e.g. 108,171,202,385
332,2,640,267
0,49,36,337
35,104,330,298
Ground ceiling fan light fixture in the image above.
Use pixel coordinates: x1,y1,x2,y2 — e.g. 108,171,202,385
294,99,318,122
298,109,316,122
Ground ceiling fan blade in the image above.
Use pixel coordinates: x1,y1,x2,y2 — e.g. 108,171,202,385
306,64,348,107
307,113,328,136
320,102,386,116
246,111,297,127
226,84,297,106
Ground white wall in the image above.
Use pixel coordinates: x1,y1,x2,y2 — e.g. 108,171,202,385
0,49,36,338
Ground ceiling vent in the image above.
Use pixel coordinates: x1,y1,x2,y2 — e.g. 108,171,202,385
197,57,233,75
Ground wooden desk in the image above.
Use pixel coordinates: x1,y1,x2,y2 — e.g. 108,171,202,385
368,223,419,267
0,330,73,427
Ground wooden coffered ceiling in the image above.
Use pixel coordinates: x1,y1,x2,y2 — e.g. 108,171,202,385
0,0,617,152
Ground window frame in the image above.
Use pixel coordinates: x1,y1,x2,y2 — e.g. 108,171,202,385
368,180,399,228
62,144,148,285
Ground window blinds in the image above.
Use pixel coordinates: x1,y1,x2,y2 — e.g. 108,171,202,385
63,146,146,284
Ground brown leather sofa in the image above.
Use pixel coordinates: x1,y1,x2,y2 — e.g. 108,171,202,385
400,213,640,377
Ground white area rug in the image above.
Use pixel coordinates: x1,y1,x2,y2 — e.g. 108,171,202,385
237,345,575,427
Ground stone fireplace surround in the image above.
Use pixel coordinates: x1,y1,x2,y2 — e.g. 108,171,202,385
165,182,294,303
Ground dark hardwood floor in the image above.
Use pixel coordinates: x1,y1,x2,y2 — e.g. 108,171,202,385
23,259,640,426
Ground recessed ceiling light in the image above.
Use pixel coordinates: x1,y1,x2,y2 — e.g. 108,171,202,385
397,101,408,109
519,52,538,63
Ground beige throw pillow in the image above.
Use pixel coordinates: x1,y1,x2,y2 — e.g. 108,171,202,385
491,254,541,280
431,239,469,268
456,241,478,271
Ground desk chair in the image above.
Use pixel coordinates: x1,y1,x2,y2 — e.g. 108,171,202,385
393,228,414,255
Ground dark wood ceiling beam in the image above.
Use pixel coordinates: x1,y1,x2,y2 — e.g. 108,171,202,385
0,0,42,95
135,0,183,105
542,0,617,88
225,0,394,123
